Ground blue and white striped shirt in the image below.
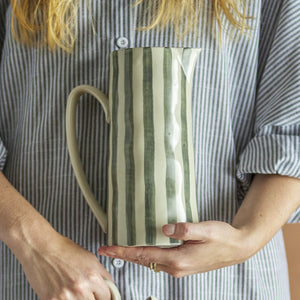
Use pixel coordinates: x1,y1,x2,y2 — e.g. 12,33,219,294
0,0,299,299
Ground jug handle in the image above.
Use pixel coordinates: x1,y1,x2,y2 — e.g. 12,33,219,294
66,85,110,233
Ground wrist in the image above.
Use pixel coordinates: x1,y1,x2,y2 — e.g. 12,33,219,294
232,221,274,260
0,172,60,262
230,174,300,259
221,224,257,264
5,210,59,263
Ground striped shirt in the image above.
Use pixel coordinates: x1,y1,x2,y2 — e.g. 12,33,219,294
1,0,300,299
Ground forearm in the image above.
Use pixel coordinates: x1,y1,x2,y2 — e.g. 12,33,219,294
0,171,56,260
232,174,300,256
0,172,115,299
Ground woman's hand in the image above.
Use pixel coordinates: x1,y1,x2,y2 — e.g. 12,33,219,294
98,175,300,277
0,172,115,299
98,221,252,277
19,230,113,300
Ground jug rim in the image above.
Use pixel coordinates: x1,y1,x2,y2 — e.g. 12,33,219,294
111,46,201,54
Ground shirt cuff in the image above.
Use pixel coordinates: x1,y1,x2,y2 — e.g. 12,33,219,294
0,137,8,171
288,207,300,223
237,134,300,223
237,134,300,181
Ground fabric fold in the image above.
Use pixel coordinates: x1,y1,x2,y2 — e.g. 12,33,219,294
237,133,300,181
0,137,7,171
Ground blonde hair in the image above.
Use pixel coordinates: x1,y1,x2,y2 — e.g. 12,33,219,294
11,0,250,52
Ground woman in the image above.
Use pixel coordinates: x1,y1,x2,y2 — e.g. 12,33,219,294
0,0,300,299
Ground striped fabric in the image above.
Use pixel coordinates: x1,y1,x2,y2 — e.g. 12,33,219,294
0,137,7,171
0,0,299,299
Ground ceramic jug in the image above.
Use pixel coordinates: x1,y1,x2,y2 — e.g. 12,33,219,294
66,47,200,248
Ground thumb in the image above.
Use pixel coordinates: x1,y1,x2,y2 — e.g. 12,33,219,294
162,222,208,241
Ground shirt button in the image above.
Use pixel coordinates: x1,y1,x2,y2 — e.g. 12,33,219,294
116,37,129,48
112,258,125,269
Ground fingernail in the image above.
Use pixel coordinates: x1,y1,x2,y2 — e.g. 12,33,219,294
163,224,176,236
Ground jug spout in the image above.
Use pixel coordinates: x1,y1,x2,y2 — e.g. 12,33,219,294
173,48,201,82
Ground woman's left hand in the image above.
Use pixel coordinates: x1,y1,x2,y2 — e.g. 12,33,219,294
99,175,300,277
98,221,256,277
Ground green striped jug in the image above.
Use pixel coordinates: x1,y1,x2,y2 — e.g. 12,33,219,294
66,47,200,248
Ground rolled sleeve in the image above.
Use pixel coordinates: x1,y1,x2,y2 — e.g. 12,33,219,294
237,128,300,223
237,130,300,223
237,0,300,222
0,137,8,171
237,128,300,181
238,0,300,181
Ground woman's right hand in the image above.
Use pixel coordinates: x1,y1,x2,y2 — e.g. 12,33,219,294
17,222,114,300
18,228,113,300
0,172,113,300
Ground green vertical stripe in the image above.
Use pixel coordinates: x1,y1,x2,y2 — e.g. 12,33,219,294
181,49,193,222
163,48,180,245
143,48,156,245
124,49,136,246
111,51,119,245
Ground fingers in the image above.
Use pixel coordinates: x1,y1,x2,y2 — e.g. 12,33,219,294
97,222,221,279
97,262,114,282
98,245,194,279
56,276,112,300
51,285,110,300
162,221,223,241
162,223,196,240
98,221,243,279
98,244,183,274
87,264,115,300
99,245,169,266
148,261,190,278
97,223,202,272
104,279,122,300
91,277,112,300
98,222,212,265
